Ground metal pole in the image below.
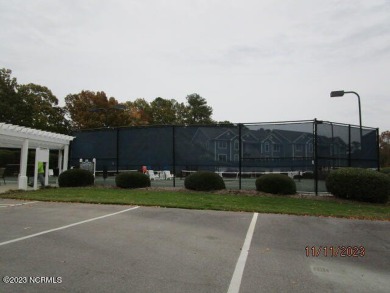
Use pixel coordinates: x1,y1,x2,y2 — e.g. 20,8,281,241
314,119,318,195
116,128,120,174
376,128,380,171
238,123,242,190
344,91,362,144
172,125,176,188
330,90,363,156
348,125,352,167
331,122,334,169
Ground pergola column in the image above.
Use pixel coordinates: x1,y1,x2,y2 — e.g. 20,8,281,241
18,139,29,190
58,149,63,174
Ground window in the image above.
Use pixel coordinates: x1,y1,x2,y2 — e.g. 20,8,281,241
273,144,281,152
264,143,270,152
218,141,227,149
234,140,239,150
234,154,239,161
308,143,313,153
295,144,303,152
218,154,227,162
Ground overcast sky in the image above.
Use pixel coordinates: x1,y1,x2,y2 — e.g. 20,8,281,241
1,0,389,131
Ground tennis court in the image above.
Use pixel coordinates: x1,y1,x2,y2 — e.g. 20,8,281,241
94,173,327,193
1,171,327,194
70,120,379,195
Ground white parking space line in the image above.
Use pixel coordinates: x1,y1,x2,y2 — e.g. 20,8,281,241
0,201,40,208
228,212,258,293
0,206,139,246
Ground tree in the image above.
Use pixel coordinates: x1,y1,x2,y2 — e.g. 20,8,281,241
124,94,215,126
65,91,133,129
184,93,214,124
17,83,70,134
379,130,390,167
174,101,189,125
150,97,181,125
0,68,70,133
0,68,29,125
124,98,152,125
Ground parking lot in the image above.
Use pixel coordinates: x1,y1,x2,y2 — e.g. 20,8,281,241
1,199,389,293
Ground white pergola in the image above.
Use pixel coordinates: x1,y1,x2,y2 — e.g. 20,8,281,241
0,123,74,190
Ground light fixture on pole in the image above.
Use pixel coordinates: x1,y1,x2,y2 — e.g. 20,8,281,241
330,90,362,143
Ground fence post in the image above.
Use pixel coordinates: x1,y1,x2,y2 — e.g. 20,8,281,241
314,119,318,195
331,122,335,169
238,123,242,190
376,128,380,171
116,128,120,174
172,125,176,187
348,125,352,167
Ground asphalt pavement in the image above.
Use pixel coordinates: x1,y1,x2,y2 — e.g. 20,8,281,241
0,199,389,293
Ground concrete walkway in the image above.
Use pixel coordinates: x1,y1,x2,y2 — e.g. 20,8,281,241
0,183,20,194
0,177,58,194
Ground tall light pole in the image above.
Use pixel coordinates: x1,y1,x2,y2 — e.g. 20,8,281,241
330,90,362,144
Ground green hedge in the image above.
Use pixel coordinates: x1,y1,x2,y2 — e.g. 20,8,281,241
380,167,390,175
184,171,226,191
255,174,296,195
58,169,95,187
326,168,390,204
115,172,151,189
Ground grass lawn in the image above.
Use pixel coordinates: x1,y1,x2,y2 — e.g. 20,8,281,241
1,187,389,221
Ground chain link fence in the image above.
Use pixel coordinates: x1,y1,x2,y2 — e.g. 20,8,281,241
70,120,379,194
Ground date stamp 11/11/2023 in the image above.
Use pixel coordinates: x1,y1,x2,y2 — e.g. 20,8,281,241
305,246,366,257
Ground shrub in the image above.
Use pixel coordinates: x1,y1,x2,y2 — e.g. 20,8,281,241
115,172,151,189
380,167,390,175
326,168,390,204
184,171,225,191
58,169,94,187
255,174,296,195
